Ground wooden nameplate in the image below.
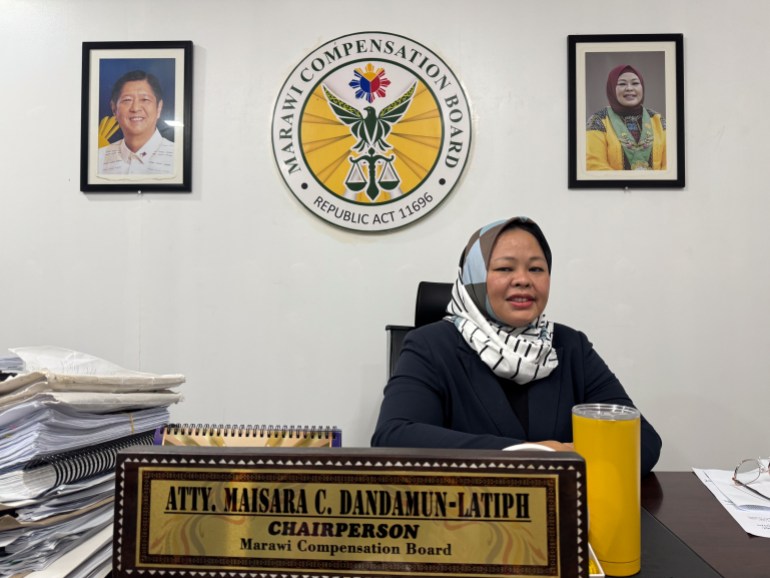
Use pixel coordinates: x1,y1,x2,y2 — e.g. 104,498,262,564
113,446,588,577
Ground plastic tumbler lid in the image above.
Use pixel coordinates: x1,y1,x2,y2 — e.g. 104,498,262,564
572,403,640,420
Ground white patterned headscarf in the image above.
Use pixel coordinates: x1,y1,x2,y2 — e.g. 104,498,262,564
445,217,559,385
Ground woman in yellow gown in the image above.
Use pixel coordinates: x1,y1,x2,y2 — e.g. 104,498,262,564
586,64,666,171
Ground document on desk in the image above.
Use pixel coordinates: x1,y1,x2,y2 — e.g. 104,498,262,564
693,467,770,537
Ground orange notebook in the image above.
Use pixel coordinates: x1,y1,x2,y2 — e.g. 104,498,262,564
154,423,342,448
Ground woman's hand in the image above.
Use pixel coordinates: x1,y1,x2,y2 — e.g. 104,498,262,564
532,440,575,452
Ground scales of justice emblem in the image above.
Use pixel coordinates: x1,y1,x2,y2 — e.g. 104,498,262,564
321,71,416,203
299,61,441,207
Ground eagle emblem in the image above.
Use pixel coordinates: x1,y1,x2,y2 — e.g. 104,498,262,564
321,82,417,153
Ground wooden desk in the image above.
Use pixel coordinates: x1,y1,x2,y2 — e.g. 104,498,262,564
641,471,769,578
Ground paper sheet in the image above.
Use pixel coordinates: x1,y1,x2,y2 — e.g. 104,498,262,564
693,466,770,538
11,346,185,391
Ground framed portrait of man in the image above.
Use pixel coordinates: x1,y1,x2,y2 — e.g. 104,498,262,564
568,34,684,189
80,41,193,192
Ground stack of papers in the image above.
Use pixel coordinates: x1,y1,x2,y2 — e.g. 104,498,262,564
0,345,184,412
16,524,114,578
0,346,184,576
0,401,170,474
693,466,770,537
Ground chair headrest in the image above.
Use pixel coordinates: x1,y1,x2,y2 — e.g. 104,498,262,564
414,281,453,327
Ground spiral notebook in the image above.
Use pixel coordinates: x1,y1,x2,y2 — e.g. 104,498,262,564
155,424,342,448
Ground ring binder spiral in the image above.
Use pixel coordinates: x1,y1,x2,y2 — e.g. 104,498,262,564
155,423,342,448
0,430,156,501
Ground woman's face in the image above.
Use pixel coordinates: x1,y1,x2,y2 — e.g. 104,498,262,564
486,228,551,327
615,72,643,108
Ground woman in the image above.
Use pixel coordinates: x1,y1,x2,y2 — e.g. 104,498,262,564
371,216,662,476
586,64,666,171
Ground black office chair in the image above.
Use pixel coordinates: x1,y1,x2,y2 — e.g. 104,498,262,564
385,281,453,378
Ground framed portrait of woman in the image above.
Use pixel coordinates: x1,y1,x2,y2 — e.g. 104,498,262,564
568,34,684,189
80,41,193,192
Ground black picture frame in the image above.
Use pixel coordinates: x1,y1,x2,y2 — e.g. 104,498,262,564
568,34,684,189
80,41,193,193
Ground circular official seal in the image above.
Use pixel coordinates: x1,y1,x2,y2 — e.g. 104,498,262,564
271,31,472,232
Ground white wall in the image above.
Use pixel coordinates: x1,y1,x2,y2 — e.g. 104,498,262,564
1,0,767,471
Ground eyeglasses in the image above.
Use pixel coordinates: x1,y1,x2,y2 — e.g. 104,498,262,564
733,459,770,501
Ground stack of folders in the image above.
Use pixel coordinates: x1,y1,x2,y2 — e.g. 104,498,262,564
0,346,184,578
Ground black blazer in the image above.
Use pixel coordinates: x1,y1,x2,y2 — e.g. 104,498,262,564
372,320,662,475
